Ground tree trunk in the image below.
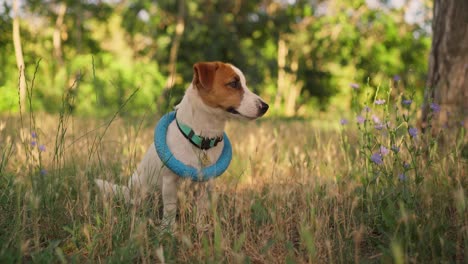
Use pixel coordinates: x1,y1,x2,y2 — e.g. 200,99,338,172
274,35,287,111
275,35,303,116
12,0,26,107
422,0,468,144
284,56,303,116
53,2,67,65
164,0,185,89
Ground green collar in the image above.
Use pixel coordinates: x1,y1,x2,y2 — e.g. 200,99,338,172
175,114,223,150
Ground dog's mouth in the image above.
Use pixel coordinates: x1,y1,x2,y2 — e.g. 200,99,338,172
226,107,256,120
226,101,269,120
226,107,240,115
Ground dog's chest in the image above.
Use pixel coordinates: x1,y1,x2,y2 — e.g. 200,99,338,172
166,122,223,169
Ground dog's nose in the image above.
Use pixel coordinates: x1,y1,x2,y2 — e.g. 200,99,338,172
258,101,269,116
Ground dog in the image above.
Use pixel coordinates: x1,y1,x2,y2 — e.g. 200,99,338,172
95,61,268,226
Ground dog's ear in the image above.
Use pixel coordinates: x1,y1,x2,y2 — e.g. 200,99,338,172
193,62,219,91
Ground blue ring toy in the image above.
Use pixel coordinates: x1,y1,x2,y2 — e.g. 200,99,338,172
154,111,232,182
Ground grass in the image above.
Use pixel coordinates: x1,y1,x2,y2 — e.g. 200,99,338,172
0,87,466,263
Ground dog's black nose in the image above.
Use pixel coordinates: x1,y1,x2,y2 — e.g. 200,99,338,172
258,101,269,116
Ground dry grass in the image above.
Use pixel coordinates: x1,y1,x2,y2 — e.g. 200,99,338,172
0,112,466,263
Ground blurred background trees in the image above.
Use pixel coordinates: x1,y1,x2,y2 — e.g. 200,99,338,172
0,0,432,117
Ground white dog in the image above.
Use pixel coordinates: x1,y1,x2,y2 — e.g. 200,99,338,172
95,61,268,226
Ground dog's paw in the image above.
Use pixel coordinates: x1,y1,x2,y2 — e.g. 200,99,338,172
94,179,131,202
161,217,178,233
94,179,106,190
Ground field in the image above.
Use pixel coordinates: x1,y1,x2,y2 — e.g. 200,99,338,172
0,103,466,263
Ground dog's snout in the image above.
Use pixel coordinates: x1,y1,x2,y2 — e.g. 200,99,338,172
258,101,269,116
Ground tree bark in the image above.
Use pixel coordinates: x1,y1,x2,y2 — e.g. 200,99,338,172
274,35,287,111
275,35,303,116
422,0,468,143
284,55,302,116
12,0,26,107
53,2,67,65
164,0,185,89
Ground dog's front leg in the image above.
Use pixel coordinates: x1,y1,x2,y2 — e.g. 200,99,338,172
162,173,179,228
195,182,211,219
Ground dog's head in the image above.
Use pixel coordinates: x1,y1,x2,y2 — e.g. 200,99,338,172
192,61,269,120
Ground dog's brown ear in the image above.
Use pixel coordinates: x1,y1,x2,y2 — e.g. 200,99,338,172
193,62,219,91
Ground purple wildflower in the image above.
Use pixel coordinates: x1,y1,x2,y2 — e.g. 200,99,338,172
402,99,412,106
31,141,37,147
40,169,47,176
398,173,406,181
363,106,371,112
340,118,349,125
393,75,401,81
375,99,386,105
408,127,418,138
31,132,37,138
403,162,411,169
391,145,400,153
371,153,383,165
372,115,380,124
356,115,365,124
350,83,360,89
380,146,390,156
374,123,384,130
38,145,46,152
430,103,441,113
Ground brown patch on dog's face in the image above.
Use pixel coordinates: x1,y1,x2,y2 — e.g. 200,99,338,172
193,62,244,110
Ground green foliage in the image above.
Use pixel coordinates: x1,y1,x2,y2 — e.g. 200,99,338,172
6,54,166,116
0,0,431,116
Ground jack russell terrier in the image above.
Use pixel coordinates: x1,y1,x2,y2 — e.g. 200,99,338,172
95,61,268,226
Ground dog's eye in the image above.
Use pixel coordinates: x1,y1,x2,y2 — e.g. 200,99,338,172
227,80,240,89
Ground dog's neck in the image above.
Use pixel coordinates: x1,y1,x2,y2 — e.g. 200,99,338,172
175,84,227,139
